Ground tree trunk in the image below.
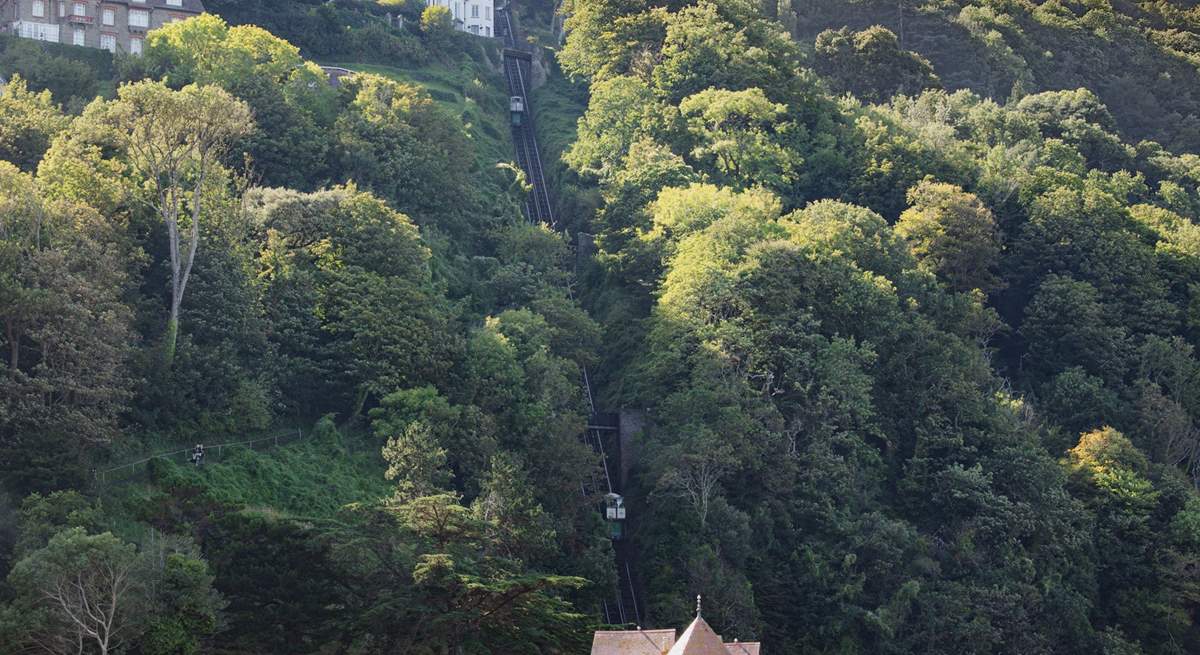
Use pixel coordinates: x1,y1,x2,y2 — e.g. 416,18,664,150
163,307,180,366
6,319,17,372
161,166,205,367
352,386,369,419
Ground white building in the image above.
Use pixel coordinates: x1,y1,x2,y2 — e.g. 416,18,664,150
426,0,493,37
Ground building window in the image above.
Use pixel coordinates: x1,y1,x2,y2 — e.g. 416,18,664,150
130,37,142,55
166,0,182,5
16,22,59,42
100,33,116,52
471,4,479,18
32,1,46,18
129,9,149,28
58,2,66,17
72,3,85,16
486,6,492,19
73,27,84,46
102,8,115,26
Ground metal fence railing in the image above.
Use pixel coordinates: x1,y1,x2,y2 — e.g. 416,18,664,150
95,428,306,486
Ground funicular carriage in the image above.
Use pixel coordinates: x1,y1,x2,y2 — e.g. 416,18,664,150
605,492,626,540
510,95,525,126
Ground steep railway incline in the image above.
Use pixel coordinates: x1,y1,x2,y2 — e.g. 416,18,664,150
496,4,644,627
498,9,555,226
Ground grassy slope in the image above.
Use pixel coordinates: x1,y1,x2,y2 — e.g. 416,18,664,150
320,44,515,169
102,421,389,544
530,55,588,195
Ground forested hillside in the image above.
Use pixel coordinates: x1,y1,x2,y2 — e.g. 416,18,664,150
4,0,1200,652
0,10,605,654
787,0,1200,152
561,0,1200,651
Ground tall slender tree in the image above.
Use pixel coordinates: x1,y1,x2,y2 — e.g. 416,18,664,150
96,81,253,364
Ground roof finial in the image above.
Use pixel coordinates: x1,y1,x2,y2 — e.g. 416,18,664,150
696,594,702,617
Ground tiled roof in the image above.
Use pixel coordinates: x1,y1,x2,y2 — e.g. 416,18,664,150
591,629,677,655
724,642,761,655
667,617,729,655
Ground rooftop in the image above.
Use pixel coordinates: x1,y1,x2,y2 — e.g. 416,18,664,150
669,615,726,655
591,628,677,655
591,597,762,655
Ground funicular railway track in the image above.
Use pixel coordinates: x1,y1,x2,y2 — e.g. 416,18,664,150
497,3,643,627
499,9,555,226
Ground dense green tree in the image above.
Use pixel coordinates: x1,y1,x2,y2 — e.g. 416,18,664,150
846,108,968,219
144,14,336,189
10,490,104,559
621,187,1104,650
471,452,558,563
1016,89,1119,139
896,180,1003,293
80,81,254,365
332,74,471,225
1063,428,1200,650
4,527,220,655
0,164,134,493
329,495,590,654
250,185,453,416
564,76,672,183
138,543,223,655
371,385,496,494
558,0,669,81
382,420,452,500
5,528,142,655
650,0,796,103
0,75,69,172
135,234,274,438
202,0,426,65
0,38,108,109
1021,275,1128,384
1038,367,1124,451
1014,185,1174,337
421,5,456,52
679,87,800,190
813,26,940,104
204,510,343,653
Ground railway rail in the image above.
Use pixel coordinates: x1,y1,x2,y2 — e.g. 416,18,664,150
497,3,643,626
499,7,555,226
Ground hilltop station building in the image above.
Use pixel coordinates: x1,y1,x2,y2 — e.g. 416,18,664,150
592,597,761,655
426,0,494,36
0,0,204,54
